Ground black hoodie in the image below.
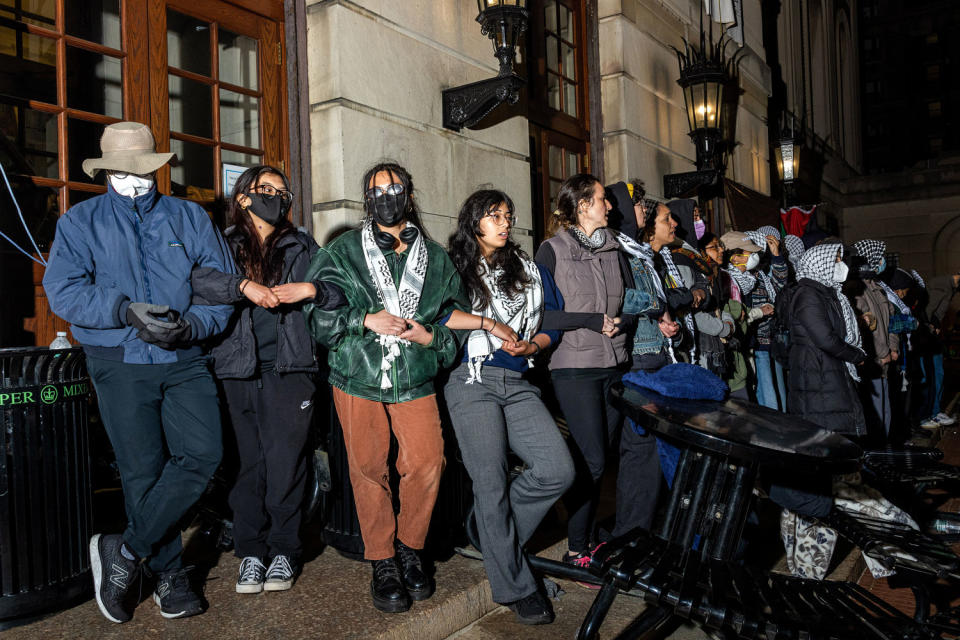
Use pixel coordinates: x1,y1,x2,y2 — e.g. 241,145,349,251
667,199,697,244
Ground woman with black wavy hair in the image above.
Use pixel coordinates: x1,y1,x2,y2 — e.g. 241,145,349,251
442,189,573,625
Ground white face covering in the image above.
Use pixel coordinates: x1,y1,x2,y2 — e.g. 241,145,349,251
109,173,155,198
833,261,849,283
744,252,760,271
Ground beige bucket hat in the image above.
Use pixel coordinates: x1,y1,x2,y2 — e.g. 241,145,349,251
720,230,763,253
81,122,174,178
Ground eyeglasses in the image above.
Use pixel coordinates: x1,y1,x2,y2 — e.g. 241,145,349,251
250,184,294,204
365,183,405,198
484,211,514,226
704,243,723,252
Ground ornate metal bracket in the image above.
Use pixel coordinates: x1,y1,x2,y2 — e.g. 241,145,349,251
442,73,525,132
663,169,720,199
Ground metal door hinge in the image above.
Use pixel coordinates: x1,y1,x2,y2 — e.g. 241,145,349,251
277,42,282,65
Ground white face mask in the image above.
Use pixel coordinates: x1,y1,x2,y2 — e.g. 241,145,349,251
833,261,849,283
744,252,760,271
109,173,155,198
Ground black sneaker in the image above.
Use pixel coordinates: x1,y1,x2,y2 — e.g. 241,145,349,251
153,567,205,619
508,590,555,625
89,533,140,623
264,554,299,592
370,558,411,613
396,541,433,601
236,556,266,594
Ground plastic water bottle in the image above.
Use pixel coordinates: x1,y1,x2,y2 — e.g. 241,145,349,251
49,331,71,349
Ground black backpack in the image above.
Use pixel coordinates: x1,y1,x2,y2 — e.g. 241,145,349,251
771,282,798,365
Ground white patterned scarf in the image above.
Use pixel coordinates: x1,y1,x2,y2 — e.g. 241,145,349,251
796,244,863,381
784,234,806,271
724,265,756,297
464,257,543,384
745,229,780,302
361,217,428,389
659,246,696,360
615,232,665,302
616,233,676,363
911,269,926,290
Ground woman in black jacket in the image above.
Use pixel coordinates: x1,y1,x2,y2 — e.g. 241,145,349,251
786,243,866,435
191,166,344,594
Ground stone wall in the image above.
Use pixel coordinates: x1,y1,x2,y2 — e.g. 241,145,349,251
842,160,960,278
598,0,772,198
304,0,534,253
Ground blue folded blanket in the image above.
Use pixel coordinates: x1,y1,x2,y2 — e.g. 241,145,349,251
623,362,728,401
622,363,728,487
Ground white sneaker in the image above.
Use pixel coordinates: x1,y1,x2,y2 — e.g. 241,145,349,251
264,555,298,592
935,412,956,426
920,418,940,430
236,557,266,594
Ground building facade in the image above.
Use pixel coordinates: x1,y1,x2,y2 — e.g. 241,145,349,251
0,0,884,346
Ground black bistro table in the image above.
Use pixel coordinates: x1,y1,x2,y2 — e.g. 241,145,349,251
527,382,947,640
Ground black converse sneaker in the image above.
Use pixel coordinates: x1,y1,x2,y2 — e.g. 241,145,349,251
89,533,140,623
236,556,267,594
263,555,299,592
153,567,205,619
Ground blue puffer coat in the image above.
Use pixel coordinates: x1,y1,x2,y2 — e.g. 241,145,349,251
43,186,236,364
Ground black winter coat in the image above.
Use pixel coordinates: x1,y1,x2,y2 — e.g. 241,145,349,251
192,227,344,378
786,278,866,435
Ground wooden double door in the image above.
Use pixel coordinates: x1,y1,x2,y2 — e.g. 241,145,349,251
0,0,288,345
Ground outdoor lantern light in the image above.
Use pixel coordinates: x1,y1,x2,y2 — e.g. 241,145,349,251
676,40,729,171
442,0,529,131
663,21,742,198
775,137,800,183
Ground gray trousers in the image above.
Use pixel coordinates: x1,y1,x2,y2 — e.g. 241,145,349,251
444,363,574,603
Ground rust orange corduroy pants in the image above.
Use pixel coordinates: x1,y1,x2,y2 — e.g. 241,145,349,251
332,388,445,560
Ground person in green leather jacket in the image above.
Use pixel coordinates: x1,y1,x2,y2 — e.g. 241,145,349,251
302,162,468,614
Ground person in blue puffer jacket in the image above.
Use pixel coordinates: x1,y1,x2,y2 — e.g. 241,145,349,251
42,122,235,624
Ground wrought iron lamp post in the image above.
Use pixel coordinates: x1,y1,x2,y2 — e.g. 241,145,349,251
774,135,800,205
442,0,529,131
663,26,740,198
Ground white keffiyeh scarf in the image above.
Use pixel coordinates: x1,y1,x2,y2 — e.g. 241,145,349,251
659,246,696,360
878,279,910,315
796,244,864,381
463,257,543,384
615,232,665,302
361,217,428,389
745,229,779,302
724,265,757,297
616,233,676,363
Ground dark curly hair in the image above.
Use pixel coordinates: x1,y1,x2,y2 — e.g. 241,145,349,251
360,161,431,240
547,173,601,238
449,189,531,310
229,165,296,287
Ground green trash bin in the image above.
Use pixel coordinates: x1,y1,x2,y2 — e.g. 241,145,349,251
0,347,93,626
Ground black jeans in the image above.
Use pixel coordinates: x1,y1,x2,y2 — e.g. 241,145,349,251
552,367,624,553
87,355,222,572
222,371,315,559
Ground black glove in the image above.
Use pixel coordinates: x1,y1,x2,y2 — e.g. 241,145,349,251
137,309,193,349
126,303,171,331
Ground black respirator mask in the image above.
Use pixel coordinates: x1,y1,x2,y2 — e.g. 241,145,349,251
246,193,291,226
366,184,418,250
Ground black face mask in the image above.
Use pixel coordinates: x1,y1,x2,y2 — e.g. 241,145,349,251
246,193,290,226
366,191,407,227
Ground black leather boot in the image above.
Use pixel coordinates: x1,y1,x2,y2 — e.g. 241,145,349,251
370,558,411,613
396,541,433,601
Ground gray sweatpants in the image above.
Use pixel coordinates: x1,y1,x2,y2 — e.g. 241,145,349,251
444,363,574,603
